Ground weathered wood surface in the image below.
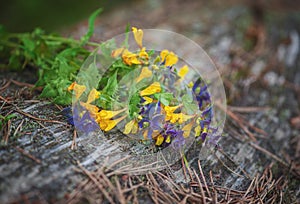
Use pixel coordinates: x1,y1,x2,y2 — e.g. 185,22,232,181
1,0,300,203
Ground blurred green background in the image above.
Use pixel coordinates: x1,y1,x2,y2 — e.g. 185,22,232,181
0,0,125,32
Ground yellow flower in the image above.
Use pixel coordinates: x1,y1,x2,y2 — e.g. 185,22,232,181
76,88,101,117
164,105,180,121
155,134,164,146
111,47,125,58
168,113,194,124
182,120,194,138
68,82,86,100
178,113,194,124
160,50,169,62
132,27,143,48
99,115,127,132
178,65,189,79
136,67,152,83
86,88,101,104
122,49,141,65
195,125,201,137
160,50,178,67
96,108,127,120
143,129,148,140
164,105,180,113
142,96,153,105
139,47,149,61
188,81,194,88
165,135,171,143
140,82,161,96
152,65,159,70
123,119,138,134
80,102,99,117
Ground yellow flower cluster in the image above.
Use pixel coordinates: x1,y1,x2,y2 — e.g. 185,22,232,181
68,82,127,132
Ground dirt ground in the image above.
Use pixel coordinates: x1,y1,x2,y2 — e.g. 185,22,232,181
1,0,300,203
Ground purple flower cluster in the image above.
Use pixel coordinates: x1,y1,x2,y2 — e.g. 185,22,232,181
193,78,221,147
138,101,186,149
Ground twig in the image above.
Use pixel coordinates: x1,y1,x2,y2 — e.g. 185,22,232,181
209,171,218,203
13,119,24,137
71,129,77,150
77,161,115,204
155,172,181,201
0,79,11,93
128,177,138,204
228,105,270,113
10,79,36,88
249,142,288,167
181,156,188,182
198,160,212,198
193,168,206,204
216,102,257,141
3,119,11,144
214,151,244,177
218,148,251,178
114,177,126,204
14,108,68,125
147,173,159,204
15,146,41,164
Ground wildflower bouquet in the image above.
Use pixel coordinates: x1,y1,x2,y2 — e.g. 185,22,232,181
67,27,225,151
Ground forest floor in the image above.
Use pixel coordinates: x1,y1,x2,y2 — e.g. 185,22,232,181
1,0,300,203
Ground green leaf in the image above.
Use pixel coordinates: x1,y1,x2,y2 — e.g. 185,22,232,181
182,94,193,103
155,92,173,106
182,93,198,114
40,84,57,98
81,8,103,45
128,92,140,118
122,23,131,48
182,152,189,168
77,59,100,91
102,70,118,95
8,52,22,70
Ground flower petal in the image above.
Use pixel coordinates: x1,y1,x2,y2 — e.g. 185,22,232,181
195,125,201,137
99,115,126,131
123,119,138,134
165,135,171,143
111,47,125,58
122,49,141,65
165,52,178,67
68,82,86,100
142,96,153,105
182,120,194,138
86,88,101,104
80,102,99,117
160,50,169,63
155,135,164,146
97,108,127,120
139,47,149,60
140,82,161,96
178,65,189,79
136,67,152,83
132,27,143,48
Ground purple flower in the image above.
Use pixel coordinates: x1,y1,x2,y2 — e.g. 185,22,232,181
171,130,185,149
192,78,211,108
61,107,74,125
62,105,99,134
146,102,165,139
